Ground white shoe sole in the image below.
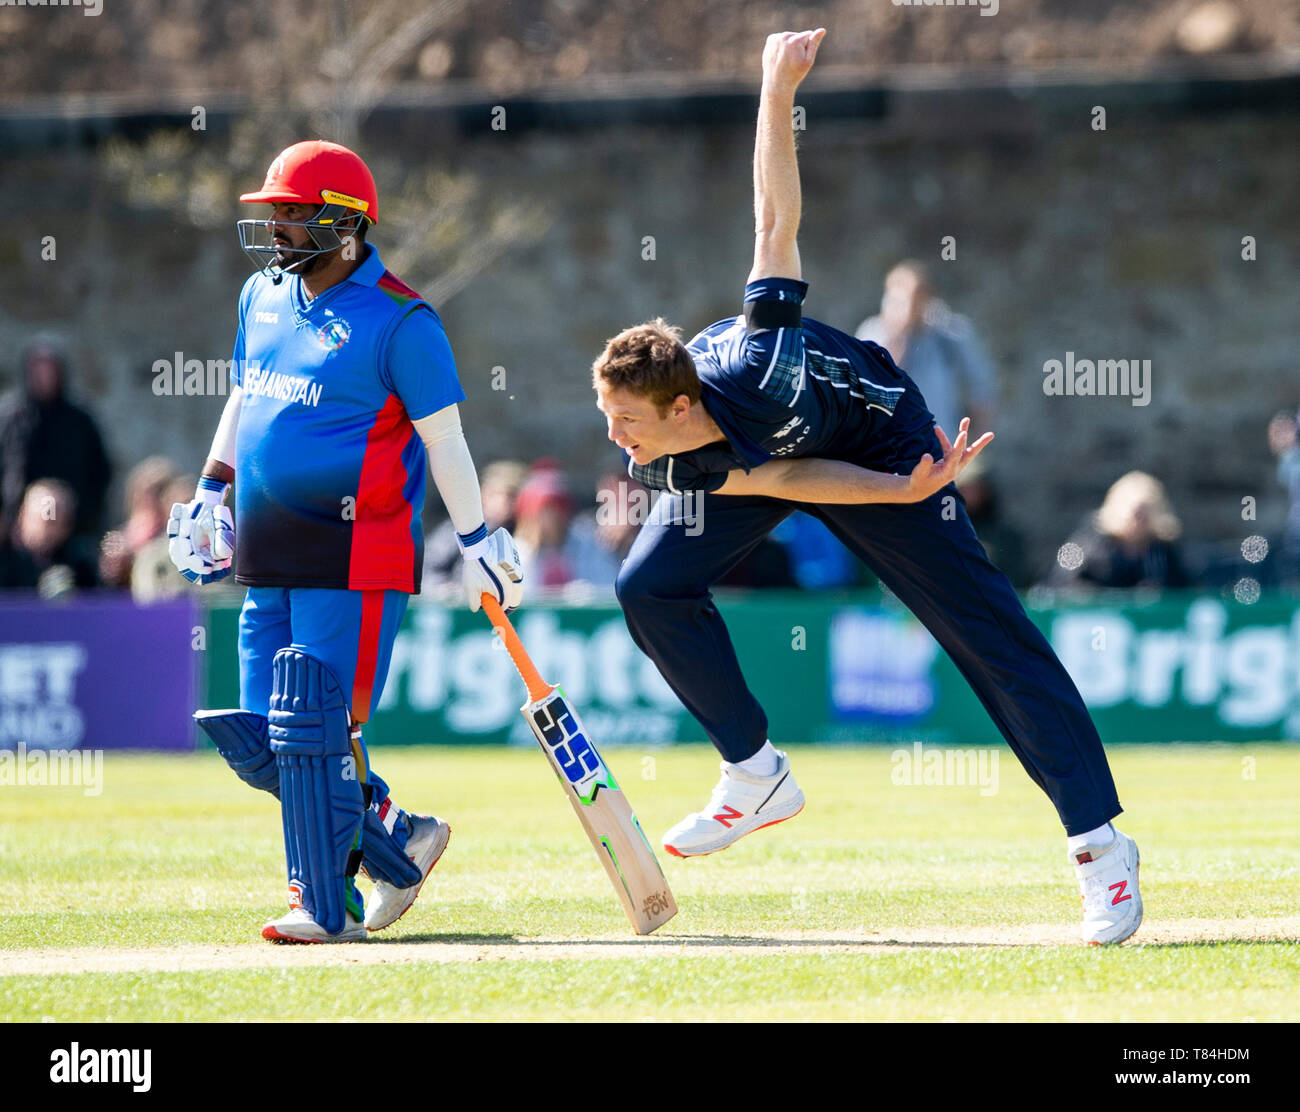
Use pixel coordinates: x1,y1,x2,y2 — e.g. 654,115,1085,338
261,922,367,944
365,819,451,932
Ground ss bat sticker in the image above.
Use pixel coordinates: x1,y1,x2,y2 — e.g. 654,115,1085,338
531,696,608,794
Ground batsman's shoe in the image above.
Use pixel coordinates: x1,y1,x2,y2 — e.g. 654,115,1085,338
663,751,804,858
364,815,451,932
1072,828,1143,945
261,907,367,944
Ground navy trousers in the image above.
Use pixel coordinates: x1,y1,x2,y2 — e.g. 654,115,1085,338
615,409,1122,835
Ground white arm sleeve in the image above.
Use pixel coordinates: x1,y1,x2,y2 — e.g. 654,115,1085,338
209,385,243,467
412,404,486,540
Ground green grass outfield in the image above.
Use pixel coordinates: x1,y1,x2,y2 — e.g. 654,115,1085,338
2,743,1297,1021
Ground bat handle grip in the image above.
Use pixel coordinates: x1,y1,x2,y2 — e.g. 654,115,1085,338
481,594,552,703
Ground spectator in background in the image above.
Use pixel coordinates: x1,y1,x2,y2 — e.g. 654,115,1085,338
771,511,864,589
514,465,580,588
423,459,526,591
99,455,179,589
0,338,112,545
573,467,801,592
1267,409,1300,586
0,479,99,594
567,468,647,590
1045,471,1192,591
856,260,997,439
956,458,1029,591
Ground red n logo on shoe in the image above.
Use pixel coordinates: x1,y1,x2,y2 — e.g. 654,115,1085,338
1108,880,1131,906
712,805,744,828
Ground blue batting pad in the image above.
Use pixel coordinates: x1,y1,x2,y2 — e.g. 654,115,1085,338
267,649,365,934
194,708,420,889
195,710,281,796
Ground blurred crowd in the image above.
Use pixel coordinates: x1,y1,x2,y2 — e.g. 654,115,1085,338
4,263,1300,605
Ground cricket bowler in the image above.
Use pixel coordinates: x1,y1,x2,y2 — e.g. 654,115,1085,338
592,30,1142,945
169,140,523,942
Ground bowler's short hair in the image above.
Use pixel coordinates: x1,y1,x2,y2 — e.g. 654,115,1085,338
591,318,700,415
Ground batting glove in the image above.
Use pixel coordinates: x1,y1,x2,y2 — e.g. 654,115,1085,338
168,477,235,585
459,525,523,612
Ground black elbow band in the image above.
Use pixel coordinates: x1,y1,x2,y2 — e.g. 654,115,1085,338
745,299,802,333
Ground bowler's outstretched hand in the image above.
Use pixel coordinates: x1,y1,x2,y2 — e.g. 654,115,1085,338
904,418,995,501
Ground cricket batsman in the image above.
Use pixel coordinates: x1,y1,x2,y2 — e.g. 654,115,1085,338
592,30,1142,944
169,140,523,942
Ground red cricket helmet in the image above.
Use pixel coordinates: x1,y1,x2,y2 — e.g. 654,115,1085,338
237,141,379,277
240,140,379,224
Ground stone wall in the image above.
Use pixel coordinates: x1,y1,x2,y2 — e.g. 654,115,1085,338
5,0,1296,98
1,104,1296,580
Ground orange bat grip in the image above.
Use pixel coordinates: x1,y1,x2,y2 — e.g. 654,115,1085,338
480,594,553,703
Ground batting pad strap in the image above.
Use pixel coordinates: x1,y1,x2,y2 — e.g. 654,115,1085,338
744,298,802,333
358,771,421,888
194,710,279,797
268,649,366,935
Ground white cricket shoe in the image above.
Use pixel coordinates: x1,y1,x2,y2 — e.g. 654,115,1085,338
364,815,451,932
663,751,804,858
261,907,367,944
1072,828,1143,945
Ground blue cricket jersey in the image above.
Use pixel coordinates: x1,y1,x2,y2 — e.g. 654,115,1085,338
631,277,934,493
230,244,464,591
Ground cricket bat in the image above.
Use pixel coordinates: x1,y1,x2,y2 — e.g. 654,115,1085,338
481,595,677,935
